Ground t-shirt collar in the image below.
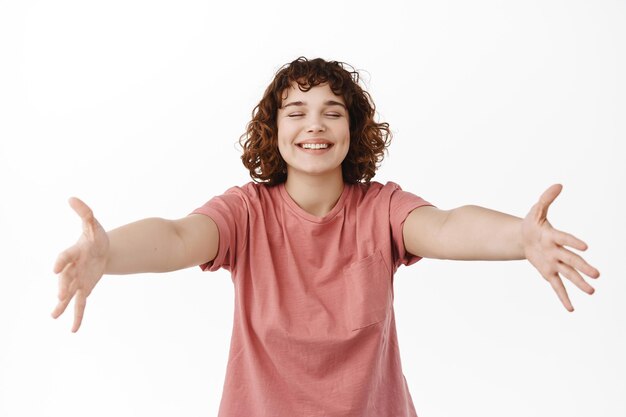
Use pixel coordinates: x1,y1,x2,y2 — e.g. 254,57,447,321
278,181,352,223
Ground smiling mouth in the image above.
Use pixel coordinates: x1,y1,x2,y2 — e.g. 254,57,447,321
296,144,333,149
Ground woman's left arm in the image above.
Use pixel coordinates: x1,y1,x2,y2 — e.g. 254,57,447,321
403,184,600,311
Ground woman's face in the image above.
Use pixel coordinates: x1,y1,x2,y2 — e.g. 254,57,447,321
276,82,350,179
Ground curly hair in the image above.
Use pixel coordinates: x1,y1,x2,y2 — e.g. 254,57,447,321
239,57,392,185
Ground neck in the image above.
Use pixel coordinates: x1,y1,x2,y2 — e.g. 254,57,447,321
283,169,345,218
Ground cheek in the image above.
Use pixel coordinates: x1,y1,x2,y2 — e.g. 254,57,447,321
339,123,350,141
276,123,294,141
276,138,287,156
276,133,292,158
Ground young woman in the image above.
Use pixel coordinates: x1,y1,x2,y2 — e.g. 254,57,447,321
51,57,600,417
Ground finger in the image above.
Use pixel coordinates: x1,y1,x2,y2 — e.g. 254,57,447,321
547,274,574,312
53,246,81,274
57,261,73,300
68,197,99,238
557,247,601,279
51,291,74,319
68,196,94,221
557,261,595,295
535,184,563,221
58,260,82,301
72,289,87,333
553,229,588,251
53,267,78,318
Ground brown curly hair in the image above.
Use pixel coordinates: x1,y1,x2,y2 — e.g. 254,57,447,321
239,57,392,185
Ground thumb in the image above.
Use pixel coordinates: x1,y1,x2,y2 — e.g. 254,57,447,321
68,197,99,236
534,184,563,221
68,197,95,221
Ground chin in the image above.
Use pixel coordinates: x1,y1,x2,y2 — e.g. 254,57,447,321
292,166,342,177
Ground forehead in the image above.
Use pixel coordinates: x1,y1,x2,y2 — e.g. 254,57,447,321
280,82,345,105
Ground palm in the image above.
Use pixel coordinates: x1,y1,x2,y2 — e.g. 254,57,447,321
51,197,109,332
521,184,600,311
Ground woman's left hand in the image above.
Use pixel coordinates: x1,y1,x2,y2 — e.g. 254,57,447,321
521,184,600,312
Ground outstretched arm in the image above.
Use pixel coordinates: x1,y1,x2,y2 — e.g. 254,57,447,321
52,197,219,332
402,184,600,311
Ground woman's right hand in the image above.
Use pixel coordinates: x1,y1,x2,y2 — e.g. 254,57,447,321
51,197,110,332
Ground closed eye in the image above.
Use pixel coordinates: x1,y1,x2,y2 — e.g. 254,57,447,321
287,113,342,118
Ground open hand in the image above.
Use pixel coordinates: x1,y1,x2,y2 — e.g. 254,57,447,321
51,197,109,332
521,184,600,312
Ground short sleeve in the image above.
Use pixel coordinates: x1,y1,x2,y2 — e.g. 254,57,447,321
388,182,436,269
188,186,249,272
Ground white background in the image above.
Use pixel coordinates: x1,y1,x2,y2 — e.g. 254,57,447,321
1,1,624,416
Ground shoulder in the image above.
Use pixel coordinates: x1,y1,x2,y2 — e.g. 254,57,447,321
216,181,284,214
351,180,405,201
220,181,258,196
219,181,273,200
357,180,404,192
351,180,434,221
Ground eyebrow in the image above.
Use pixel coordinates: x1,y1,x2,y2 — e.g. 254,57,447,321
281,100,347,110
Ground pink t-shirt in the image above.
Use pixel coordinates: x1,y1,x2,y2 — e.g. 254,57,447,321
190,180,434,417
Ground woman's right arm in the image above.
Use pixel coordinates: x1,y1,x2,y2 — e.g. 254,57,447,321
51,197,219,332
105,213,218,274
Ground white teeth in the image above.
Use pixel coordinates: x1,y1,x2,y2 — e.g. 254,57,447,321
300,143,329,149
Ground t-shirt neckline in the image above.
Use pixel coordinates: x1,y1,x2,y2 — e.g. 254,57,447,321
278,181,352,224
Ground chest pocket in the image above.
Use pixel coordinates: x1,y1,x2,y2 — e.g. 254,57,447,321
343,250,392,331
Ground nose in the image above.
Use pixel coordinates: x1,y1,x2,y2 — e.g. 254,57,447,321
306,116,326,133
